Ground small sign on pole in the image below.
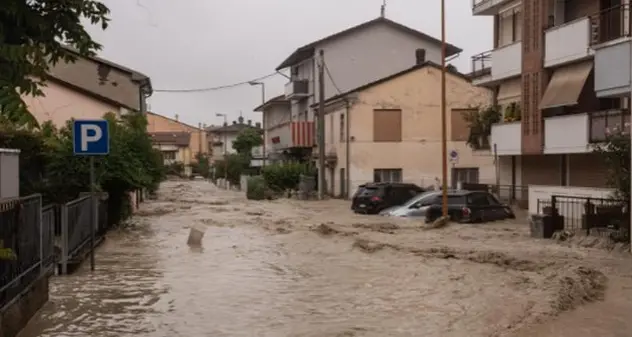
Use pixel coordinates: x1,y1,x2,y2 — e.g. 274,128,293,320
73,119,110,272
449,149,458,164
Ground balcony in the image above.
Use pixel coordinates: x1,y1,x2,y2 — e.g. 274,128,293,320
593,5,632,97
544,17,594,68
490,121,521,155
267,121,315,150
542,110,630,154
284,79,309,101
470,42,521,86
471,0,513,16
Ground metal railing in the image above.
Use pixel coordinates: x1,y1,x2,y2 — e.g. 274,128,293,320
589,4,632,45
470,50,492,78
0,195,54,310
536,195,629,239
588,109,630,142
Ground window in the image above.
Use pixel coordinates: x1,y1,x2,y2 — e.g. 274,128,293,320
467,193,491,206
497,8,522,47
329,113,334,144
373,109,402,142
340,113,345,142
373,169,402,183
451,168,480,188
163,151,176,160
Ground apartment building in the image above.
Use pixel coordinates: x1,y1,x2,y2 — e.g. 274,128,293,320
320,55,494,198
206,117,264,167
470,0,630,209
271,17,461,158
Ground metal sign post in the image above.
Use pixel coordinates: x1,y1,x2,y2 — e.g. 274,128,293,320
73,119,110,272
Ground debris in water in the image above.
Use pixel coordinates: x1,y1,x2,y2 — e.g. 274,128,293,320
424,216,450,230
352,222,399,234
187,226,206,246
246,210,265,216
352,239,386,253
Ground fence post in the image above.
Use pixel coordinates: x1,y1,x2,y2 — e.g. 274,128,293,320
60,202,68,275
585,198,592,236
38,195,43,276
551,196,557,216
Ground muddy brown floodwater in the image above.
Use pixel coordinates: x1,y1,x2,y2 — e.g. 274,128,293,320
19,180,632,337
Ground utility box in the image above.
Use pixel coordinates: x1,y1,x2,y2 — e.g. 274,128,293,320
0,148,20,199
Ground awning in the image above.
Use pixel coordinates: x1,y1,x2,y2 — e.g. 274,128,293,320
497,78,521,106
539,61,593,110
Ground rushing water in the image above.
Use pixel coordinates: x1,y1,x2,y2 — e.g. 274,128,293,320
19,180,632,337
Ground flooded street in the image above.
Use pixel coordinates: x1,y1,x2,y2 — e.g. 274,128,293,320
19,180,632,337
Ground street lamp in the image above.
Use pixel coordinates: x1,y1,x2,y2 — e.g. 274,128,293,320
216,113,228,181
249,81,266,167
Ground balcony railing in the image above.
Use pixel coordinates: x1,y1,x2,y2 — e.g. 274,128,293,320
470,50,492,78
589,109,630,142
589,4,631,45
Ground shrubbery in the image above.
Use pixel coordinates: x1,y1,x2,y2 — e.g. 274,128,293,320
246,176,266,200
0,112,165,224
261,163,312,192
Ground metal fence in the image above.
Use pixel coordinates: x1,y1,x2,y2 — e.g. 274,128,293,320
58,194,110,274
536,195,630,238
0,195,54,309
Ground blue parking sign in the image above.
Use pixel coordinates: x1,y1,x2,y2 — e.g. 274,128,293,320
73,120,110,155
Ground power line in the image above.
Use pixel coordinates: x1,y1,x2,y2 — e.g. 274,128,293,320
323,61,343,94
154,72,280,93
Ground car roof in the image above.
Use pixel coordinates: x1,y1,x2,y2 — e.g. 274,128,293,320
421,189,483,197
361,182,421,188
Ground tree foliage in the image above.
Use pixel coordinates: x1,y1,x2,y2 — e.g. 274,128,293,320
232,128,263,159
592,126,630,204
0,0,110,128
0,113,165,223
463,105,501,150
261,163,312,192
214,154,249,185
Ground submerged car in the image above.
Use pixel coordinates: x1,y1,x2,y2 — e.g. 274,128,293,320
379,190,515,223
351,182,425,214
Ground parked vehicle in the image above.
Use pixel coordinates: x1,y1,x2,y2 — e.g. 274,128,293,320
351,182,425,214
379,190,515,223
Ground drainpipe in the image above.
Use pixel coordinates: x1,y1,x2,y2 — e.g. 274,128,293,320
345,98,351,199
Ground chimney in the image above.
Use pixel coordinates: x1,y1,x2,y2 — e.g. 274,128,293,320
415,49,426,65
232,120,237,125
238,116,244,124
247,119,252,125
255,122,261,128
175,114,179,121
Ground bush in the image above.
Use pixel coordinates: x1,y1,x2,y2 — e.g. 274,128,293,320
261,163,312,192
214,154,249,185
0,113,165,224
246,176,266,200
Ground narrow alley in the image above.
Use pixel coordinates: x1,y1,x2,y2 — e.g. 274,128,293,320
18,181,632,337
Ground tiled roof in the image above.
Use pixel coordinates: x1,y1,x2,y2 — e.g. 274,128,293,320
149,132,191,146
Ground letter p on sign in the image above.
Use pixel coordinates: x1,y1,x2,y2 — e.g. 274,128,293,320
73,120,110,155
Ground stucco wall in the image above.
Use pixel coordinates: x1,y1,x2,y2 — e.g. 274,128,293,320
324,66,495,197
146,113,208,164
23,81,120,128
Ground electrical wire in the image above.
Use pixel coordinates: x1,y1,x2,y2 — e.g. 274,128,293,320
153,72,280,93
323,61,343,94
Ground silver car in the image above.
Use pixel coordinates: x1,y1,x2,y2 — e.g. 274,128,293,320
379,191,440,217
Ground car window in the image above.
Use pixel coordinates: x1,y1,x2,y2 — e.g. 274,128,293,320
360,187,382,197
486,194,501,205
447,195,467,205
467,193,491,206
404,192,436,207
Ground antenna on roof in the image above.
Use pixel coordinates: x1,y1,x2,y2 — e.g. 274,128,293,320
380,0,386,18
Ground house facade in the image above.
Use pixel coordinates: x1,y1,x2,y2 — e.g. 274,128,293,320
206,118,264,167
321,61,494,198
146,112,208,176
269,17,462,158
23,48,152,128
470,0,629,212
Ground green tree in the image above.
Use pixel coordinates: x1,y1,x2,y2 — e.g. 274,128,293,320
593,126,630,203
0,0,110,128
232,128,263,160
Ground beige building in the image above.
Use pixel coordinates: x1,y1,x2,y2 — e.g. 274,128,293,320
146,112,208,175
23,47,152,127
320,61,494,198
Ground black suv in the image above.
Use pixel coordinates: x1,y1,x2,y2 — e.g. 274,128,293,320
422,190,516,223
351,182,425,214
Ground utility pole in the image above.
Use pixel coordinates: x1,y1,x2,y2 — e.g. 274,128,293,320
197,122,202,160
317,49,326,200
440,0,448,216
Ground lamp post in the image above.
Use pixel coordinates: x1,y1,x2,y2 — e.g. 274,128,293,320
249,81,266,167
440,0,448,217
216,113,228,181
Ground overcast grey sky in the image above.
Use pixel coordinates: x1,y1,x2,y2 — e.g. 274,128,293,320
86,0,492,127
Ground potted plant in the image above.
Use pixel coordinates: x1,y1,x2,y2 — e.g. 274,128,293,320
503,102,522,123
463,105,501,150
